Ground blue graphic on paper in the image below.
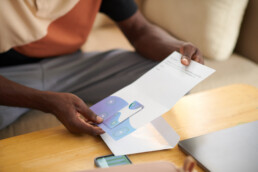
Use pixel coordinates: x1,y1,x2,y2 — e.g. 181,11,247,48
99,119,136,140
103,101,144,129
129,101,143,109
90,96,128,120
104,112,121,129
90,96,143,140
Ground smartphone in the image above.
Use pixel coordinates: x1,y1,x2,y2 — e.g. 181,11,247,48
94,154,132,168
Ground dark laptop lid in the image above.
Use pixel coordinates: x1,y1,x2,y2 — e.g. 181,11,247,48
179,120,258,172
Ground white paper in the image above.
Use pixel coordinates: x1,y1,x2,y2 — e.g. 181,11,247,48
90,51,215,155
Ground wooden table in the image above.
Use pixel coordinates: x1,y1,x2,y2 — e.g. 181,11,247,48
0,84,257,172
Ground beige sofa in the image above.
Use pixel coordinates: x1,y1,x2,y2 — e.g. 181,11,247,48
1,0,257,139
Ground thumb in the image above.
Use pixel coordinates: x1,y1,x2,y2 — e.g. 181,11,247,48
180,47,191,66
78,104,103,124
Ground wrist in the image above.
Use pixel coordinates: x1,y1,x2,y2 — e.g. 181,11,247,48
31,91,57,114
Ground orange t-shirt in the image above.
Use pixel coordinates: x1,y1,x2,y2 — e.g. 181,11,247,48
14,0,101,58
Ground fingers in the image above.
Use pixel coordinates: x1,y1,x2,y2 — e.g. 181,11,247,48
52,93,105,136
78,119,105,136
70,112,105,135
180,42,204,66
71,96,105,135
76,103,105,135
180,43,196,66
192,49,204,65
183,156,195,172
77,100,103,124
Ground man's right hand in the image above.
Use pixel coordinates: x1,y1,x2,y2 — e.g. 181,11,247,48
44,92,105,136
0,75,104,136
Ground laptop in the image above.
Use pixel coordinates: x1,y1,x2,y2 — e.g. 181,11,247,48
179,120,258,172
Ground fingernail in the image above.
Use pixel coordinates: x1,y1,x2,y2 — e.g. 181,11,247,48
96,116,103,123
182,56,189,65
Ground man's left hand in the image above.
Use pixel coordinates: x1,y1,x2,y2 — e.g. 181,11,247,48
118,10,205,66
180,42,204,66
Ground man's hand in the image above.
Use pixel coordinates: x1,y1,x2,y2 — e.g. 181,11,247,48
0,75,104,136
44,92,105,136
180,42,204,66
176,156,196,172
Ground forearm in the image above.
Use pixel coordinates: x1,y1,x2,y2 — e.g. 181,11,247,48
0,75,52,112
0,75,104,135
132,23,184,61
118,10,184,61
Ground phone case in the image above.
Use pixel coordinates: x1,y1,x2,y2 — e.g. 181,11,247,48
94,154,132,168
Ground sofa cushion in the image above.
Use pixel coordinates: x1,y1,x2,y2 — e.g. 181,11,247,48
142,0,248,61
191,53,258,93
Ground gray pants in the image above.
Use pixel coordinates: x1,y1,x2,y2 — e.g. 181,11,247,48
0,49,158,130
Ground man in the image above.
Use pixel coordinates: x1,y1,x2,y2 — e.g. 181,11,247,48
0,0,203,136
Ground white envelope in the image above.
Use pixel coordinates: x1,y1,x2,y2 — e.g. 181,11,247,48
101,116,179,155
